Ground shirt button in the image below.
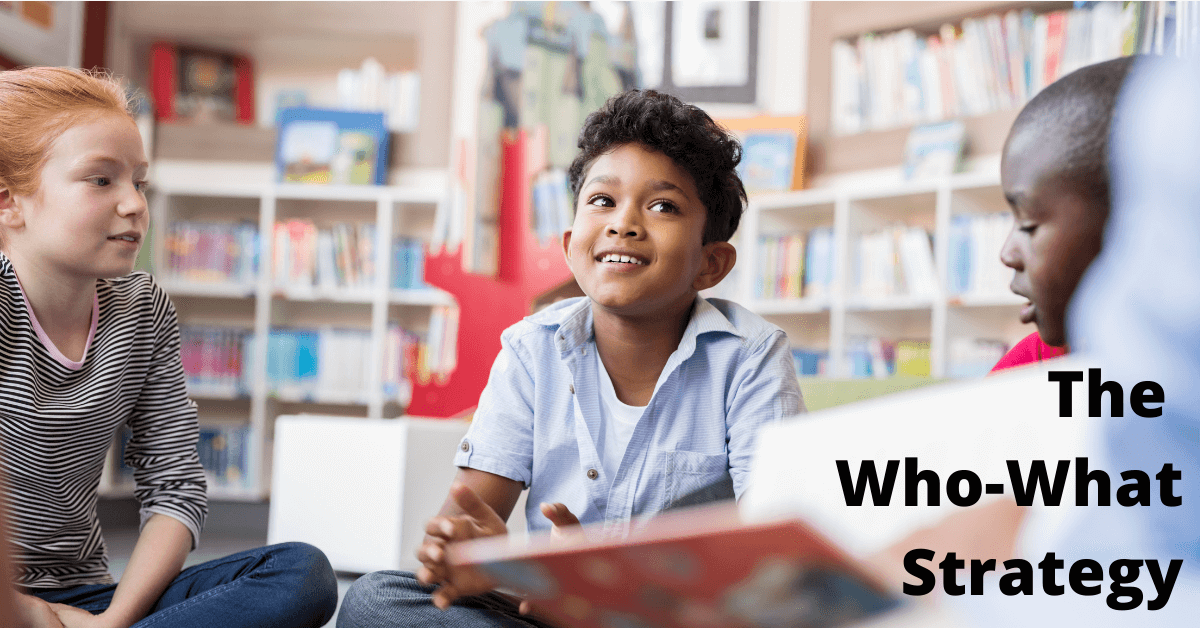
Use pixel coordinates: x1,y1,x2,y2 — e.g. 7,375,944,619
569,384,575,394
460,440,470,452
581,347,587,355
586,468,598,480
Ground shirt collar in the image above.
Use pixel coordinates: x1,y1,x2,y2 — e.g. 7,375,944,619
530,294,744,355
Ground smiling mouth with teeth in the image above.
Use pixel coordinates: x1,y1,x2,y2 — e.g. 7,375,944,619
600,253,646,266
109,235,139,242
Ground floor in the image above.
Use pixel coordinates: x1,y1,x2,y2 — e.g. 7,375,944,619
98,498,359,628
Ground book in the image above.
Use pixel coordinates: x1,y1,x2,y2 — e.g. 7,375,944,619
449,502,898,628
829,2,1169,135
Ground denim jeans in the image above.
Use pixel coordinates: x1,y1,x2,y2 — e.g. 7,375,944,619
30,542,338,628
337,570,558,628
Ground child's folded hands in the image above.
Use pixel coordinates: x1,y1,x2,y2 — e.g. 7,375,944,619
416,482,508,609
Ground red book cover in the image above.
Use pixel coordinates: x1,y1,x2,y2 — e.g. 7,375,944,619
449,503,897,628
1043,11,1066,86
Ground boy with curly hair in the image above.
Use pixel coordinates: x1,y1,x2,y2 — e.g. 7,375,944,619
338,90,805,627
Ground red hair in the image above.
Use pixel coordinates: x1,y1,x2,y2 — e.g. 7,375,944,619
0,66,132,198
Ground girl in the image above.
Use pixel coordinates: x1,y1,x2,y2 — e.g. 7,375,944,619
0,67,337,628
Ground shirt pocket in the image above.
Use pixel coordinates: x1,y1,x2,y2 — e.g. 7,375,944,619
662,450,733,510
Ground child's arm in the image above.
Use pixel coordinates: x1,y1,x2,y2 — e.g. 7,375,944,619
123,286,208,547
49,515,191,628
727,330,805,500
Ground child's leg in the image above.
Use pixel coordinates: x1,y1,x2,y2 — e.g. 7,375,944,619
337,570,558,628
133,541,337,628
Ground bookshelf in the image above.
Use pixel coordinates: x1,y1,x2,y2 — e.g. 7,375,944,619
92,2,462,501
97,165,452,501
740,161,1031,381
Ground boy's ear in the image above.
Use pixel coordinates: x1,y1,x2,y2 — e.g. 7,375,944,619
693,241,736,292
561,229,573,262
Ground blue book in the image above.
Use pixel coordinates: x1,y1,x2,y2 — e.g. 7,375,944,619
295,331,320,385
949,215,972,294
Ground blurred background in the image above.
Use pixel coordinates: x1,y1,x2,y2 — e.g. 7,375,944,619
1,1,1188,624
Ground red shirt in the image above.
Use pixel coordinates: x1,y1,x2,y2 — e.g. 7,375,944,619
990,331,1068,373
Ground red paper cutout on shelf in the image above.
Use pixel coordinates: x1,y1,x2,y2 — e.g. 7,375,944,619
407,129,572,418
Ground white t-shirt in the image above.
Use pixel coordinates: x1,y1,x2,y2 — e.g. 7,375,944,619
595,352,645,481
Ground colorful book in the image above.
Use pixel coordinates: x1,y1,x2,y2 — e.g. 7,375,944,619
449,502,898,628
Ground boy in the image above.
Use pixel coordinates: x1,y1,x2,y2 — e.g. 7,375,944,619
338,90,805,627
991,56,1134,372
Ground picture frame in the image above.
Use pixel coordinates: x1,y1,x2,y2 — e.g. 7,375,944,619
149,41,255,124
719,114,808,192
275,107,390,186
655,1,760,104
0,1,84,68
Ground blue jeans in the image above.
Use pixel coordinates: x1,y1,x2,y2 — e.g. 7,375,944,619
30,542,338,628
337,570,558,628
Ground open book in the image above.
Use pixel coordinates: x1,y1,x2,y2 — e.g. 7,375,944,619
448,501,898,628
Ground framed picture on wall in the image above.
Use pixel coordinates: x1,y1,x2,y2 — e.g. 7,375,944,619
0,1,85,68
275,107,390,186
719,114,808,191
636,1,759,104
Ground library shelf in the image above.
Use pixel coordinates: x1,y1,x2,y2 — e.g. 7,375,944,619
949,292,1027,308
741,163,1032,381
144,161,453,499
750,298,832,316
159,279,257,299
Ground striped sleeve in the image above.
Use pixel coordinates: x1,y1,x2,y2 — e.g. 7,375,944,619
124,282,208,548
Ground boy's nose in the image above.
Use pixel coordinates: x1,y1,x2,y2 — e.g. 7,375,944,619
606,204,644,239
998,227,1022,270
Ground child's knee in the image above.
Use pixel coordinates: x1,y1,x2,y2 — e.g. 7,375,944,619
270,542,339,619
338,571,436,627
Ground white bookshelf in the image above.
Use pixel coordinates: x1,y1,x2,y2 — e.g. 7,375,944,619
741,163,1033,380
104,162,454,500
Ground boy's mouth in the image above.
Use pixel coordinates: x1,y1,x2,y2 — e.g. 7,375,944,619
1019,301,1037,324
596,251,648,266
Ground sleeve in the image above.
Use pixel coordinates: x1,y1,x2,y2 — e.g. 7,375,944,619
452,327,537,487
726,329,805,501
124,283,208,549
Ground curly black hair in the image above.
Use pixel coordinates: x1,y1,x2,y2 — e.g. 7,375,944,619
568,89,746,244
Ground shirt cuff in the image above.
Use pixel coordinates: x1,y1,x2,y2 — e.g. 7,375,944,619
454,443,531,488
140,507,202,551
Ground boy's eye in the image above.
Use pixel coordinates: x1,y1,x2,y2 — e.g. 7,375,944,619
1018,224,1037,235
649,200,679,214
135,181,151,193
90,177,111,187
588,195,614,208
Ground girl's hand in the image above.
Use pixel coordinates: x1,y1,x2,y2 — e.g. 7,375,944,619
14,593,66,628
48,604,113,628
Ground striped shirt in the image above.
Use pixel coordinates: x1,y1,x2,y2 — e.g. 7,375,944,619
455,295,804,538
0,251,207,588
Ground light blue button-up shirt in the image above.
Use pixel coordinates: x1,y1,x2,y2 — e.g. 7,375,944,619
454,294,804,536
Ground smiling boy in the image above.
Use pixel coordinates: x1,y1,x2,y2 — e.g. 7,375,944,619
338,90,805,628
991,56,1134,372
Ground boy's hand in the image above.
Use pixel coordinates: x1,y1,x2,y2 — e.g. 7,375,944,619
539,502,582,539
416,483,508,609
516,502,583,616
